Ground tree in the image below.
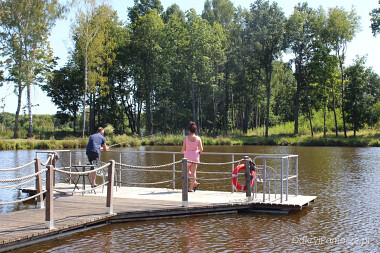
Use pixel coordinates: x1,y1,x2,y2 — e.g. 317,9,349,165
128,0,163,24
185,9,214,132
209,22,227,137
247,0,286,138
0,0,65,138
309,43,339,136
370,1,380,36
286,3,319,135
159,11,189,133
325,7,360,137
202,0,235,27
344,57,372,136
130,9,165,136
271,61,296,124
72,1,117,136
161,4,185,23
43,60,83,133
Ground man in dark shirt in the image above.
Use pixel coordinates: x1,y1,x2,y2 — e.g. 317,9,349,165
86,127,109,186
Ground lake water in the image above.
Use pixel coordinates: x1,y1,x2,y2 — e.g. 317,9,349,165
1,146,379,252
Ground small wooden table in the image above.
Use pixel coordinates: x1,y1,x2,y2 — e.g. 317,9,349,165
71,164,97,195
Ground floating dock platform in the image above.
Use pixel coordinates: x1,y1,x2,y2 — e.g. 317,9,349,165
0,184,315,252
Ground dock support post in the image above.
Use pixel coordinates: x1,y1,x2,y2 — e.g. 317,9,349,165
52,153,56,186
45,165,54,229
182,158,188,207
244,156,252,202
107,160,115,214
35,158,44,209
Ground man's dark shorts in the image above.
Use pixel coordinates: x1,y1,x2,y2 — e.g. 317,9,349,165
87,151,99,166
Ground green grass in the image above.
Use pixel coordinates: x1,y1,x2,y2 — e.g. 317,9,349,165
0,126,379,150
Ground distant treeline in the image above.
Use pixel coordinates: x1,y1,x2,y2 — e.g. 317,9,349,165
2,0,380,139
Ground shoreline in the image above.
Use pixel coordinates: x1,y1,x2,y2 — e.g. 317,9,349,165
0,134,379,150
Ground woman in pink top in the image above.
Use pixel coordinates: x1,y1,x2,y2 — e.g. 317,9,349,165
181,121,203,192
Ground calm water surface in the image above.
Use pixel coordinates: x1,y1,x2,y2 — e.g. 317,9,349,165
1,146,379,252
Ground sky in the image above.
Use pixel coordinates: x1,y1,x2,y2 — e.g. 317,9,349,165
1,0,379,115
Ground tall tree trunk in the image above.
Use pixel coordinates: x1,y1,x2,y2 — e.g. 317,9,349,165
337,49,347,138
308,105,313,137
89,92,93,133
163,106,168,134
197,93,202,135
90,92,95,133
242,101,249,134
26,84,33,138
26,60,34,138
137,100,142,135
323,105,327,137
145,89,152,136
340,68,347,138
265,69,271,138
294,83,300,135
231,92,234,130
13,82,24,139
73,112,77,134
323,87,327,137
212,99,217,137
82,54,88,138
190,73,196,122
332,88,338,137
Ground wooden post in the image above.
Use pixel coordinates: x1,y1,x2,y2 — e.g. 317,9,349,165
45,165,54,229
35,158,44,209
244,156,252,202
106,160,115,214
52,153,57,186
182,158,188,207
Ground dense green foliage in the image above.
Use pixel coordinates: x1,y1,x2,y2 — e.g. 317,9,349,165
370,1,380,36
1,111,379,150
1,0,380,141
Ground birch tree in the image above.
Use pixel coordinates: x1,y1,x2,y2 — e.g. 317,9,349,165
0,0,64,138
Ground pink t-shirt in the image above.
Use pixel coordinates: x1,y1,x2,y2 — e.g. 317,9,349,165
184,136,201,162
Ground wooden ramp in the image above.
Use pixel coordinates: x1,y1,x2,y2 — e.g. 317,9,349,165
0,184,316,252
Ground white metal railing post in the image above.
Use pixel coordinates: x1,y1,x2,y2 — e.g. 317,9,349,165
69,151,72,185
296,156,299,196
280,158,284,203
231,154,235,193
119,153,122,188
172,153,176,190
263,158,266,202
45,165,54,229
182,158,188,207
286,157,289,201
106,160,115,214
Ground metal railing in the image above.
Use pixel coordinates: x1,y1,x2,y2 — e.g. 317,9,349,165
50,150,299,204
1,149,299,229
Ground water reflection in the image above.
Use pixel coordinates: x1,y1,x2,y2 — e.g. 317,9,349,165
2,146,380,251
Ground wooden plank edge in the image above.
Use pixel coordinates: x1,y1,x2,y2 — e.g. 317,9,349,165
0,214,115,253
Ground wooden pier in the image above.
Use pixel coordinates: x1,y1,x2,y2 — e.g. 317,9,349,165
0,184,316,252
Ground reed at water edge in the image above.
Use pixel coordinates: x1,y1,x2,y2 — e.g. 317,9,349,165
0,129,379,150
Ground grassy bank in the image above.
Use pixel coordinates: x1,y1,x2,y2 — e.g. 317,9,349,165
0,131,379,150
